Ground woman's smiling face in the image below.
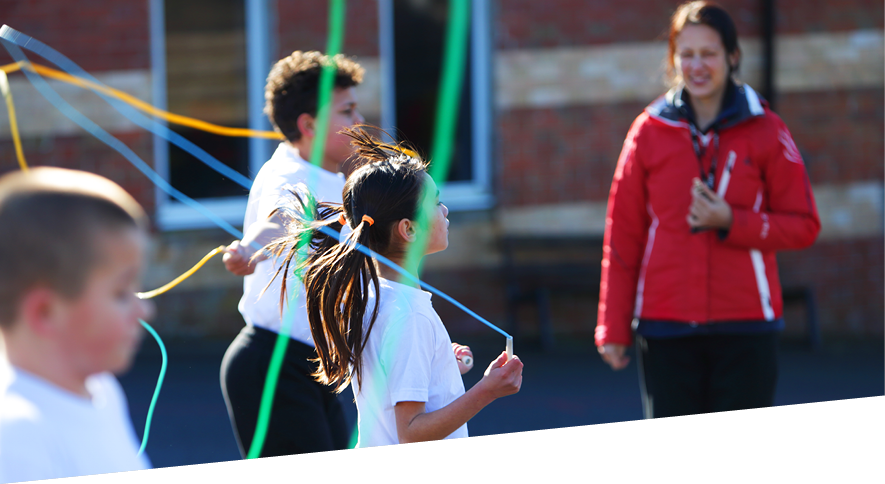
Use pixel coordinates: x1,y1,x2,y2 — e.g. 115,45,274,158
674,23,738,105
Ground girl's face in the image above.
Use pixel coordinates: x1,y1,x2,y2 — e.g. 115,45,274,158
422,174,449,255
674,23,738,105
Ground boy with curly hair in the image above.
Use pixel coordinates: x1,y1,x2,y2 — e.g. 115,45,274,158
220,50,366,457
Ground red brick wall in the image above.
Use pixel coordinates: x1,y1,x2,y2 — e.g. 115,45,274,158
497,87,884,207
0,0,154,215
433,236,885,340
492,0,884,340
495,0,884,205
778,88,884,185
0,132,156,215
776,0,884,33
493,89,884,338
495,0,884,49
497,101,644,206
778,237,884,337
0,0,151,71
0,0,383,224
276,0,379,59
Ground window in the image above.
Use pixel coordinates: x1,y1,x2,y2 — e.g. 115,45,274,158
150,0,274,230
150,0,492,229
379,0,493,210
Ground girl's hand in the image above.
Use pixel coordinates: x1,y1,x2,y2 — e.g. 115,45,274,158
476,351,523,399
687,178,733,230
598,343,630,370
452,342,474,374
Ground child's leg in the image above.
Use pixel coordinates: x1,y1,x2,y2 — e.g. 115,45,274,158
220,325,348,457
220,326,255,458
322,385,351,450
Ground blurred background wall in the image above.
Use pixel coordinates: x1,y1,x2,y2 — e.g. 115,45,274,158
0,0,881,344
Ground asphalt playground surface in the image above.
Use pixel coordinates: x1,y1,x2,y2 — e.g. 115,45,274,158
118,333,884,469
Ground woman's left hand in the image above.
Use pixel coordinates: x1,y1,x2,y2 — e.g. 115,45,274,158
452,342,474,374
687,178,733,230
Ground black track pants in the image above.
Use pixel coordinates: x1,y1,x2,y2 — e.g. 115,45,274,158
636,332,779,419
220,325,351,457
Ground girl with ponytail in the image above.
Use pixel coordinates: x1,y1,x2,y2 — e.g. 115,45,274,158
268,126,523,447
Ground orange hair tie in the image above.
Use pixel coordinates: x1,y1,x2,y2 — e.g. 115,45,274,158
361,215,374,226
338,213,347,225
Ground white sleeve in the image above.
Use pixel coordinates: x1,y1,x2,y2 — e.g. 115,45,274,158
255,182,299,223
379,313,437,406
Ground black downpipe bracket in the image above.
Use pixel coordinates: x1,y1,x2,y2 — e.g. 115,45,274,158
761,0,776,111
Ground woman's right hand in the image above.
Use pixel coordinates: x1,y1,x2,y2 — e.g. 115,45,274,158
477,351,523,399
598,343,630,370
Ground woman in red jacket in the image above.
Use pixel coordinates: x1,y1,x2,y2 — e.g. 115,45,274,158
595,1,820,418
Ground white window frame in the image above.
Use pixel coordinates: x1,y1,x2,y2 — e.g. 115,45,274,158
377,0,495,211
150,0,276,231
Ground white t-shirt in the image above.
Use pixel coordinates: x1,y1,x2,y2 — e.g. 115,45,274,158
352,277,468,448
0,364,150,483
239,143,346,345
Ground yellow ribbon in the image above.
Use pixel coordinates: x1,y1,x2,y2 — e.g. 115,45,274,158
137,246,227,299
0,62,271,301
1,61,284,139
0,69,28,171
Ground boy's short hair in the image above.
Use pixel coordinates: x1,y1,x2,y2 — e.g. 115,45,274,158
0,168,147,327
264,50,364,143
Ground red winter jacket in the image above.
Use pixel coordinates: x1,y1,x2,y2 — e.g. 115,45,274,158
595,82,820,347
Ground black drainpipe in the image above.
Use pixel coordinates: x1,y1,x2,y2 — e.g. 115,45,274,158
761,0,775,111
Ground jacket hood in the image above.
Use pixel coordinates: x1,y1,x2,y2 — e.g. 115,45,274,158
646,81,767,132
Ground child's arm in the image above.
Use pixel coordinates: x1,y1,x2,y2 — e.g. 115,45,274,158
222,212,285,275
394,351,522,444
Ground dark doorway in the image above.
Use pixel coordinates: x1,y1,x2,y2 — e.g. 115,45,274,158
393,0,473,184
165,0,251,200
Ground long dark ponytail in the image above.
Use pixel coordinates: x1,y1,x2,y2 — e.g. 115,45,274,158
266,126,429,393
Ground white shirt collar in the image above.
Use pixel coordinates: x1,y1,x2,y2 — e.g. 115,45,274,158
380,276,433,302
275,142,344,181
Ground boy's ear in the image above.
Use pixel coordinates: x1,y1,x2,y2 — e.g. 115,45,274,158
18,287,64,337
395,219,416,243
296,113,316,140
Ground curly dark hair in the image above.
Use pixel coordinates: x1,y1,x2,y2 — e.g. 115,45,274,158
264,51,364,142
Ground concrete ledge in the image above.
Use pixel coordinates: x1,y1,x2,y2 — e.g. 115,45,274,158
0,69,152,139
496,30,884,109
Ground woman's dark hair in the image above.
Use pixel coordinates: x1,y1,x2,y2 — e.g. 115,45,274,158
265,126,429,393
666,1,740,85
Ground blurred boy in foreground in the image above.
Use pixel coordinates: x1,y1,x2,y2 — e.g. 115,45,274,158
0,167,153,483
